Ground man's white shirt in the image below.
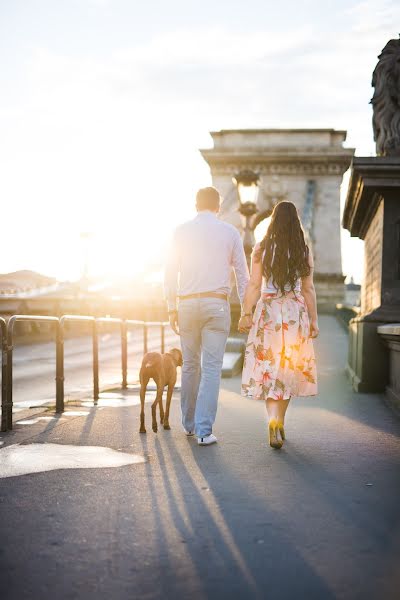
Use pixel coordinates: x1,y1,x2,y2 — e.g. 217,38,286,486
164,211,249,311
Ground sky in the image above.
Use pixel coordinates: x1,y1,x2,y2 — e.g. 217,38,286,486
0,0,399,283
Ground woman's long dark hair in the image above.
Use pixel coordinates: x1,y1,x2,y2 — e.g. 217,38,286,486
260,201,311,293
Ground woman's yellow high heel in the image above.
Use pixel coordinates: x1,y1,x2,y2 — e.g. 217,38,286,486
278,421,285,441
268,419,283,449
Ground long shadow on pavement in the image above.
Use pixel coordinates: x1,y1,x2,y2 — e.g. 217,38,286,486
146,431,337,600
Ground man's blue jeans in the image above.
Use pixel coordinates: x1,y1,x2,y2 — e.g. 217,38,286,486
178,298,230,438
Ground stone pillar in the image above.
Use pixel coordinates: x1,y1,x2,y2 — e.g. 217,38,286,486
200,129,354,312
342,157,400,391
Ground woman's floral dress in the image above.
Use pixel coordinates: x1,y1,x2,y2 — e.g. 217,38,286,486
241,292,318,401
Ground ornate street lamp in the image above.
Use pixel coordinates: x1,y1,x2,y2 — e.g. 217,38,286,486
233,170,260,264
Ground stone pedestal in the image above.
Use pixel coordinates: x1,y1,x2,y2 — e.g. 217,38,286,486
343,157,400,391
378,324,400,411
200,129,354,312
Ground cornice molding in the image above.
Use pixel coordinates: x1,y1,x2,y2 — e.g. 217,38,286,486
203,161,351,177
209,128,348,136
200,148,354,176
342,157,400,238
200,150,354,161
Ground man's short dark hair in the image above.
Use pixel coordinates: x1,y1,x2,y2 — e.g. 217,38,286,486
196,187,220,211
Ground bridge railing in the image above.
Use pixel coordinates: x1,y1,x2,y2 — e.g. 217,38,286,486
335,303,360,330
0,317,8,432
5,315,60,432
1,315,170,432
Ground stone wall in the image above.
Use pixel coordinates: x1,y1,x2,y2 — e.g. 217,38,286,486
361,202,383,314
312,176,343,275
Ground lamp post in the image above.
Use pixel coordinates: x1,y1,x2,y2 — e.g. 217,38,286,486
80,231,92,293
233,170,260,265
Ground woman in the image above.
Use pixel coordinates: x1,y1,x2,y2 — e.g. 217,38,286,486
239,201,318,449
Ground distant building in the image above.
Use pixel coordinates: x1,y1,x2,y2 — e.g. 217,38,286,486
345,277,361,307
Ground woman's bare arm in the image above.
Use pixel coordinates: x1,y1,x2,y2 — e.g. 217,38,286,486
243,244,263,312
238,244,263,332
301,251,319,337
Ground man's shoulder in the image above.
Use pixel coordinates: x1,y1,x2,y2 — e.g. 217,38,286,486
172,219,194,235
174,216,240,238
217,219,241,238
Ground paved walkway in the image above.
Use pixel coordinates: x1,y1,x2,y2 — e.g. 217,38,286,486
1,316,400,599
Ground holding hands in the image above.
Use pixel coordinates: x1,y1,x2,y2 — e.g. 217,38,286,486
238,313,252,333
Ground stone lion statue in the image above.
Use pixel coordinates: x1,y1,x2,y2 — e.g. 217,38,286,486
371,37,400,156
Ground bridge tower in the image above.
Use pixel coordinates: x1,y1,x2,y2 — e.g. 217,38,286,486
200,129,354,312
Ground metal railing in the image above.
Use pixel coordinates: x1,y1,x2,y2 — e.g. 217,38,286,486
5,315,59,432
1,315,169,432
56,315,98,414
0,317,8,432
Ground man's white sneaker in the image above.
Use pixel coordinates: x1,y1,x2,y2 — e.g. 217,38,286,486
183,428,194,436
197,434,218,446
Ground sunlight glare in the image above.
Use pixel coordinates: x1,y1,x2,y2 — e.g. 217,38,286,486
254,216,271,244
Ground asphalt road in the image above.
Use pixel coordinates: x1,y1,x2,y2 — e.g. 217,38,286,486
0,316,399,600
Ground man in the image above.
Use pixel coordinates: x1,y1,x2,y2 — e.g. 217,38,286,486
164,186,249,445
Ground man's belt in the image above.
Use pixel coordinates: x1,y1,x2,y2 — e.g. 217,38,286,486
178,292,228,301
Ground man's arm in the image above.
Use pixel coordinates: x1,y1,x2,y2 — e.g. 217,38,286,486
164,229,180,334
231,230,250,306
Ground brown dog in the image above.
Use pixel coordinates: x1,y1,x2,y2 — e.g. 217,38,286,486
139,348,182,433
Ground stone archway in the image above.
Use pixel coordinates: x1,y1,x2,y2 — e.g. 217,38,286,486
200,128,354,311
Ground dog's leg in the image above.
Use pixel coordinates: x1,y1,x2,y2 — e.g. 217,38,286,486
152,377,163,433
139,373,148,433
163,381,175,430
159,388,165,425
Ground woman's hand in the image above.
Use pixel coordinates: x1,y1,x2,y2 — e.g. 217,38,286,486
238,314,252,333
310,319,319,338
